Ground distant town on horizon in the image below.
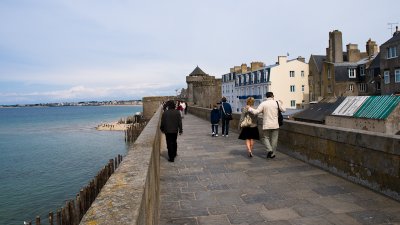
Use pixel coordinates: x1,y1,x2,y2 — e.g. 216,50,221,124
0,99,143,108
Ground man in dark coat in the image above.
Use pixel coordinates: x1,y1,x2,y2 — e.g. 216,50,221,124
160,100,183,162
220,97,232,137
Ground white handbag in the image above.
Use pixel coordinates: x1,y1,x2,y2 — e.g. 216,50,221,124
240,114,252,128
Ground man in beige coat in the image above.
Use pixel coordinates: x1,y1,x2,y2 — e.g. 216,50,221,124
247,92,285,159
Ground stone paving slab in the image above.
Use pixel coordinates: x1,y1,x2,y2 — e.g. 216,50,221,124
159,114,400,225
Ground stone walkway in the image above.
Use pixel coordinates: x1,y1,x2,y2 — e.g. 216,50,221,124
159,114,400,225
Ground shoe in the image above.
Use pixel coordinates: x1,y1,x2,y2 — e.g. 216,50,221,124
168,158,174,162
225,135,228,138
248,152,253,157
222,134,225,137
266,152,276,159
215,134,218,137
212,132,215,137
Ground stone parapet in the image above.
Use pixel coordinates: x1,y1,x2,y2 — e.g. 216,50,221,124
143,96,174,120
279,120,400,201
80,106,162,225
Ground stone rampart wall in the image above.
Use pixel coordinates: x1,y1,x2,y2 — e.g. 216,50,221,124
80,106,163,225
188,106,400,201
143,96,174,120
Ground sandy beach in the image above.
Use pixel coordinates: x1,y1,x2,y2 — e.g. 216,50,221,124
96,122,131,131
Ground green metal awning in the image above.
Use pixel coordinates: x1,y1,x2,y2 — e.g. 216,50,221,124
353,96,400,119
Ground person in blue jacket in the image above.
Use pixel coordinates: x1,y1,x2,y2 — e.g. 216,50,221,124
210,104,220,137
219,97,232,137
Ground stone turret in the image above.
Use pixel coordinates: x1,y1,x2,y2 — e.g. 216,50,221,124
186,66,221,108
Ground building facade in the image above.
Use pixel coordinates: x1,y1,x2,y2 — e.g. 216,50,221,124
380,26,400,95
222,57,309,111
310,30,380,100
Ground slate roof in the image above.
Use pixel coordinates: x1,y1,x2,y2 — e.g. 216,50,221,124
189,66,208,76
334,63,358,82
382,31,400,46
369,52,381,69
310,55,326,73
293,97,345,123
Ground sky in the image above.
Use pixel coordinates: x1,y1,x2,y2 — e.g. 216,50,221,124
0,0,399,105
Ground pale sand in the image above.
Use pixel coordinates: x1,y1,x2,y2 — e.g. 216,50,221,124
96,122,132,131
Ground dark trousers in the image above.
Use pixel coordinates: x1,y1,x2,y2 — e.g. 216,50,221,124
165,133,178,160
211,124,219,134
222,118,230,135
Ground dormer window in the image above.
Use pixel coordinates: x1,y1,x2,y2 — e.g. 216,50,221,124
348,68,356,78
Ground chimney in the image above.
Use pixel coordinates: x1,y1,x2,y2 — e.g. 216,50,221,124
366,39,378,57
327,30,343,63
250,62,265,71
297,56,305,63
394,26,400,36
241,63,248,73
277,56,287,65
346,43,360,62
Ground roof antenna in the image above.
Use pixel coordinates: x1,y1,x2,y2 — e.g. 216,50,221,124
388,22,398,35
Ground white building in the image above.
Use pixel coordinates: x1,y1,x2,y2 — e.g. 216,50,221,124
221,57,309,111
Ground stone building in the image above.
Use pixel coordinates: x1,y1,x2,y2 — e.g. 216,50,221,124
222,57,309,111
186,66,222,108
310,30,379,100
380,26,400,95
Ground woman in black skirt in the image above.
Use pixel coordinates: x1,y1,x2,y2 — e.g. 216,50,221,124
238,97,260,157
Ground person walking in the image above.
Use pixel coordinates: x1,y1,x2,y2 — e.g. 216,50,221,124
160,100,183,162
177,101,184,118
210,104,220,137
247,92,285,159
238,97,260,157
220,97,232,137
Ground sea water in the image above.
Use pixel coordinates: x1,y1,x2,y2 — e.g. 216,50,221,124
0,106,141,225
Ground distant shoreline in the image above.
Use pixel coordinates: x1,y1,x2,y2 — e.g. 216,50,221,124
0,104,142,108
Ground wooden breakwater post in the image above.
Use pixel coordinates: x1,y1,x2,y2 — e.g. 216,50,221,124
25,154,123,225
125,120,147,142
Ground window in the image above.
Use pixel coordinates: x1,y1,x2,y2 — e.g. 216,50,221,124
291,100,296,107
376,82,381,90
359,83,367,92
327,85,332,93
348,68,356,78
395,69,400,83
327,68,331,79
290,71,295,77
384,71,390,84
302,85,305,92
387,46,398,59
290,85,295,92
360,66,365,76
349,84,354,92
301,71,304,77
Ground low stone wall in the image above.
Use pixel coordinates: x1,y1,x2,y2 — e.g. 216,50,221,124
188,106,400,201
279,121,400,201
80,107,162,225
